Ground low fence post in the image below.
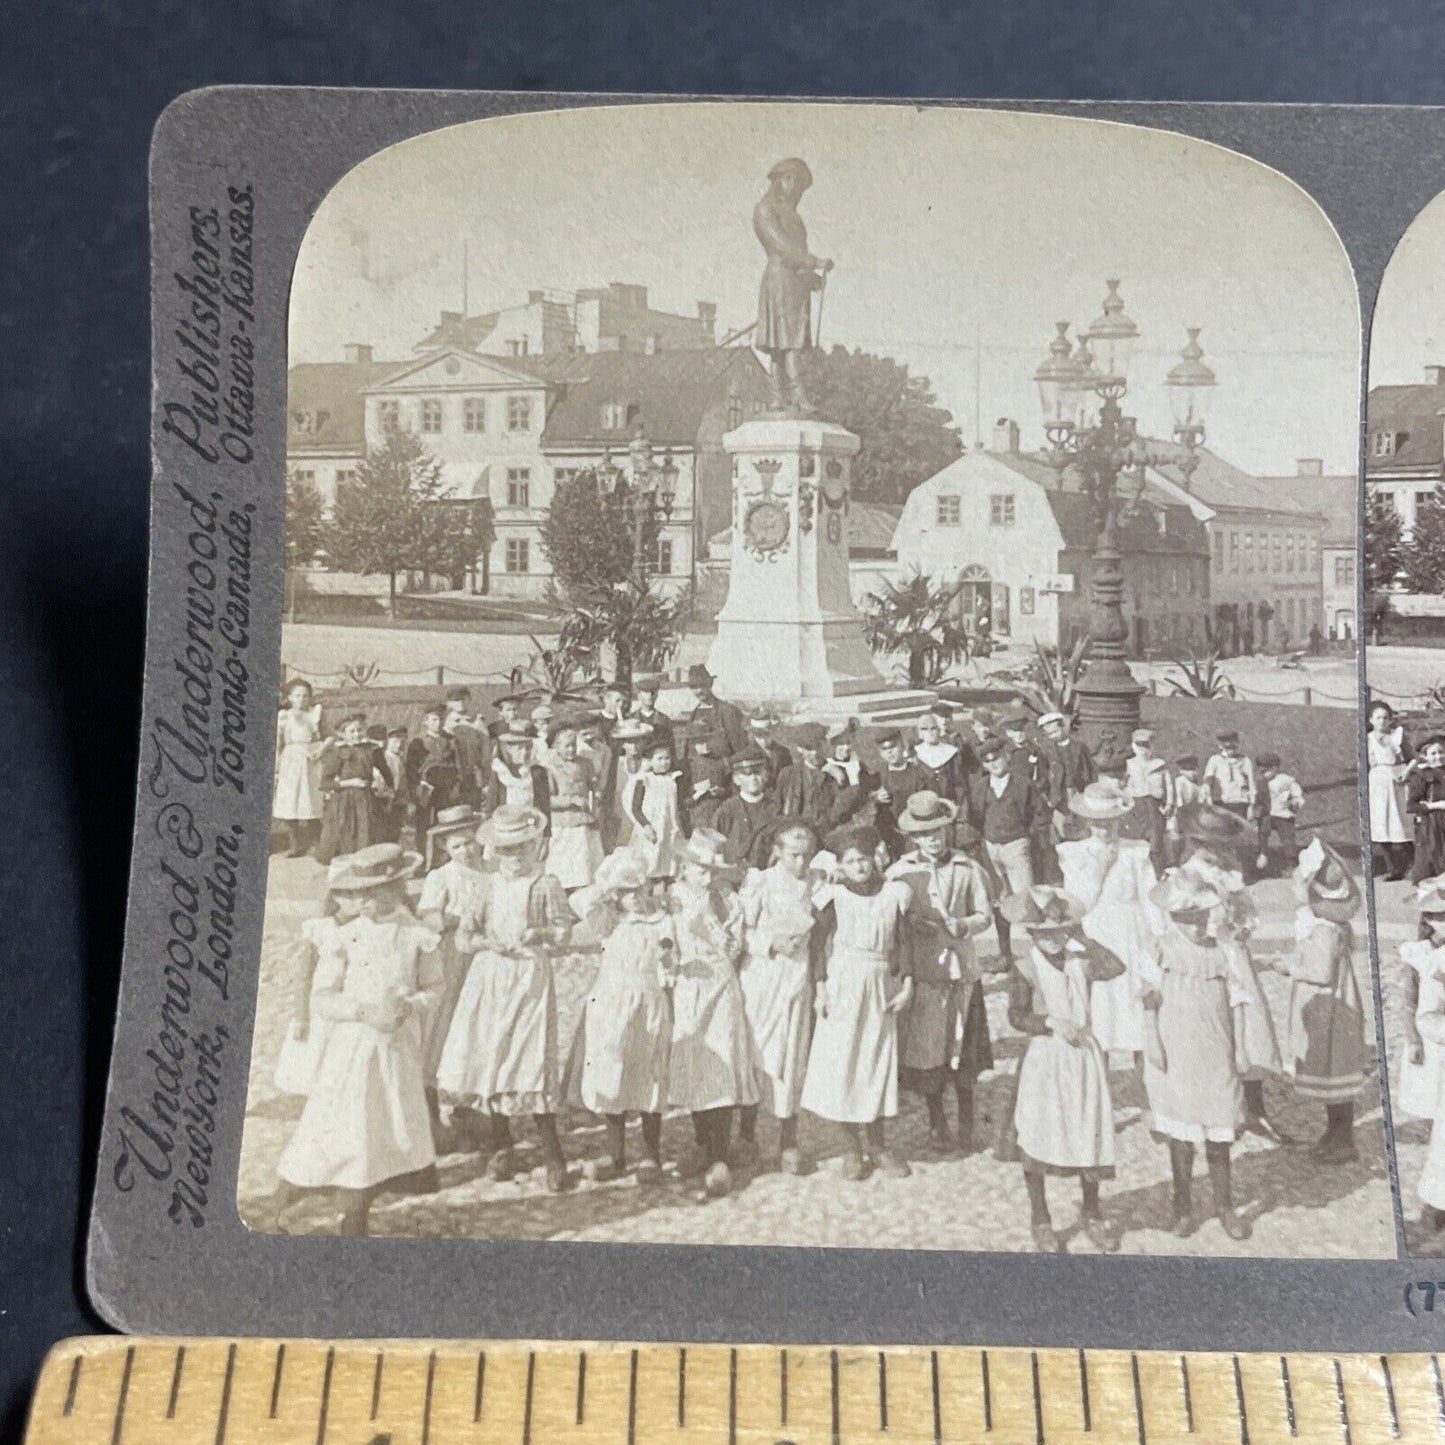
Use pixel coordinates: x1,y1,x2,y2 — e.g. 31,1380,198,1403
1303,686,1312,706
436,666,445,686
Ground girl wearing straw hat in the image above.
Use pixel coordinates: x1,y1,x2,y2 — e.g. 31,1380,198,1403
1056,778,1161,1064
1399,876,1445,1249
570,851,676,1184
668,828,759,1202
436,805,576,1192
274,844,439,1235
800,824,915,1181
1139,869,1250,1241
886,792,995,1155
416,806,488,1142
1001,885,1124,1254
1277,838,1368,1163
736,819,824,1174
272,854,362,1098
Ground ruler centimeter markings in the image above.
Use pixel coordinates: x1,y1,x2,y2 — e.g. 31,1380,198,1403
23,1337,1445,1445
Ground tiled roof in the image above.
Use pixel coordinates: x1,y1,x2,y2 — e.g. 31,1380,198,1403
1144,442,1327,522
286,360,398,452
1253,473,1357,545
532,348,767,446
414,312,501,352
1366,383,1445,471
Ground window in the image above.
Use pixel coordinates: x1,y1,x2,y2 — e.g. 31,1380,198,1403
656,538,674,575
1168,566,1179,596
1243,534,1254,572
506,468,532,508
937,494,962,526
552,467,582,487
1020,586,1035,616
1334,554,1355,587
1270,535,1282,573
1310,538,1320,570
1419,491,1437,518
988,494,1016,526
1371,430,1398,457
1211,532,1223,572
292,468,315,486
377,399,400,435
1230,531,1239,572
334,469,356,489
601,401,628,430
507,395,532,432
727,395,743,430
463,397,486,433
420,398,442,433
1285,535,1295,574
505,538,530,573
506,338,529,357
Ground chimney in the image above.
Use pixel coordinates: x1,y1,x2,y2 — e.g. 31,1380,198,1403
1428,365,1445,386
697,301,717,337
343,343,373,364
991,417,1020,454
1296,457,1324,477
528,289,546,304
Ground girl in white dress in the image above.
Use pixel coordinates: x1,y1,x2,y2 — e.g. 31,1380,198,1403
1056,779,1161,1063
274,680,323,856
668,828,758,1202
274,844,439,1235
625,735,684,881
737,820,821,1174
416,806,488,1143
1002,886,1124,1254
1368,700,1414,881
545,720,604,891
572,850,676,1183
1400,878,1445,1248
800,825,914,1181
436,805,576,1192
272,855,360,1097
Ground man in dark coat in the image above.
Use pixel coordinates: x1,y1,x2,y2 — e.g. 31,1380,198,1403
967,737,1050,963
778,722,836,826
683,663,750,758
712,747,784,868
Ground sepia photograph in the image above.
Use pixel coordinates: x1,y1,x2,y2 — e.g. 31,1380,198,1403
237,101,1389,1257
1360,188,1445,1256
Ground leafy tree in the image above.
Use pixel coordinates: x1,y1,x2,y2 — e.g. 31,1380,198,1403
1366,490,1404,594
285,469,324,622
322,431,476,616
801,345,963,503
539,468,676,683
1405,484,1445,593
861,570,970,686
434,496,496,593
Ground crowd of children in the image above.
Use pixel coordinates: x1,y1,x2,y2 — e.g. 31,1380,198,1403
268,668,1369,1247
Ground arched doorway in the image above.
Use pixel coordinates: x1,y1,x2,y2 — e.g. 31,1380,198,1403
953,564,1006,642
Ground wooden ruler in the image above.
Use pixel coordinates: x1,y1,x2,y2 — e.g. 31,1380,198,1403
22,1336,1445,1445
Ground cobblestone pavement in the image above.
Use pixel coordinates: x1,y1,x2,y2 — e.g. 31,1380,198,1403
238,854,1399,1258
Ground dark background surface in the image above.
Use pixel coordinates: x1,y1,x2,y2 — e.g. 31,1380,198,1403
5,2,1445,1438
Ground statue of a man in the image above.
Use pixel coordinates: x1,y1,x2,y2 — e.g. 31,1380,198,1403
753,157,832,414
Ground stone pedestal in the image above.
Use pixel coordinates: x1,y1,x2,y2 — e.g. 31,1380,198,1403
708,417,884,702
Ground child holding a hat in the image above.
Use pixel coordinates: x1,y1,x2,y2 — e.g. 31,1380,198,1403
1277,838,1368,1164
274,844,440,1235
668,828,758,1201
1138,869,1251,1240
416,806,488,1140
887,793,995,1154
737,820,824,1173
1001,884,1124,1253
436,805,576,1192
571,851,676,1184
800,824,915,1181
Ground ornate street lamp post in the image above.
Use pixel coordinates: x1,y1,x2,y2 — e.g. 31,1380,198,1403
1034,282,1216,747
597,423,680,589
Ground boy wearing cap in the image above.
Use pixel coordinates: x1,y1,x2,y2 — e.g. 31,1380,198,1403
685,728,732,834
444,687,489,806
1125,728,1173,874
1038,711,1097,827
630,676,675,751
1166,756,1205,865
1253,751,1304,877
779,722,838,827
822,721,878,830
1000,712,1043,784
967,737,1050,963
486,693,528,742
873,729,926,858
406,707,461,851
713,747,784,868
887,792,995,1153
748,714,794,787
1203,731,1258,823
